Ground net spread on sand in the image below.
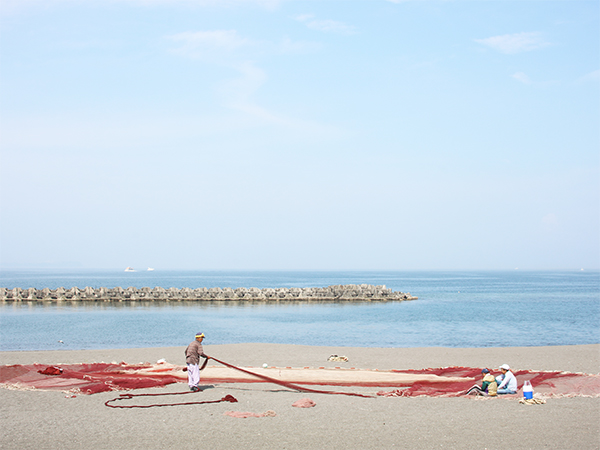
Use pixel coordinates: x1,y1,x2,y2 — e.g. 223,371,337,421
374,366,600,398
0,362,182,394
1,361,598,398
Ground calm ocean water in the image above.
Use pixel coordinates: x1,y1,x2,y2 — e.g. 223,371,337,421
0,270,598,351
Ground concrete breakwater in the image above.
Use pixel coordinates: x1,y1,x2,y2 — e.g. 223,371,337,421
0,285,417,302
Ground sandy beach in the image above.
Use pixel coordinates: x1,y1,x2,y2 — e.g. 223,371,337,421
1,343,599,450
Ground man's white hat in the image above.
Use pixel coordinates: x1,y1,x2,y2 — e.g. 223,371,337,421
500,364,510,370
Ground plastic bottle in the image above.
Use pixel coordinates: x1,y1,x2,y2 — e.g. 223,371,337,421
523,380,533,399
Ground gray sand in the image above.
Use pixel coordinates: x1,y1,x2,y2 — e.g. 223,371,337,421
1,344,599,450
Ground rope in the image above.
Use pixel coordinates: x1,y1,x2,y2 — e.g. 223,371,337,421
199,357,209,371
105,355,373,408
105,356,218,408
208,356,373,398
105,392,238,409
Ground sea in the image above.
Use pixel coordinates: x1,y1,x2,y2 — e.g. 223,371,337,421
0,270,598,352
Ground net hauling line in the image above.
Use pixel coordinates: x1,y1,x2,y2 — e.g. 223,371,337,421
104,355,373,408
209,356,374,398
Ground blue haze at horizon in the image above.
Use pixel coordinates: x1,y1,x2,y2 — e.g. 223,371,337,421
0,270,598,351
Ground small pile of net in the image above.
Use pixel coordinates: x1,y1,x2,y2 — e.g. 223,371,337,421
292,398,316,408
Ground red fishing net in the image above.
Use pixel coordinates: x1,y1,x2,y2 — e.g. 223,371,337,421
377,367,600,397
2,361,598,398
0,363,182,394
292,398,316,408
38,366,63,376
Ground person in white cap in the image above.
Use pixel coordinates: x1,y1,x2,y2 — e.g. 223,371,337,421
496,363,517,394
185,332,208,392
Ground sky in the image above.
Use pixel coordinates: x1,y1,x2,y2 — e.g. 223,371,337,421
0,0,598,271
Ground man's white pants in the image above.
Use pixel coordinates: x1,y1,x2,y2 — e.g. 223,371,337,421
187,363,200,388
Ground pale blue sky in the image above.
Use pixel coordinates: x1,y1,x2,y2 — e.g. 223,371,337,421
0,0,598,270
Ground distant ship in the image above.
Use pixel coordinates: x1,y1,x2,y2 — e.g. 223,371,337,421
147,268,155,271
124,267,135,272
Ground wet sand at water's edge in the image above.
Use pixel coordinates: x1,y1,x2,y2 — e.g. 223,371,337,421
1,344,599,450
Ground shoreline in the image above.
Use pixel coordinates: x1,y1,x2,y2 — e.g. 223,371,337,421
2,343,599,373
2,344,599,450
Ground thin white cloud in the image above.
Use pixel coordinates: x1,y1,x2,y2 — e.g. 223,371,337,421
126,0,282,8
475,32,550,54
166,30,255,61
3,0,280,5
0,108,343,152
166,30,318,59
295,14,356,35
542,213,558,226
164,30,328,135
294,13,314,22
278,37,321,54
218,61,267,106
512,72,532,84
1,0,281,14
165,30,269,67
166,31,265,108
577,69,600,83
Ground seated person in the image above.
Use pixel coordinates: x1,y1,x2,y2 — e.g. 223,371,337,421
495,363,517,394
464,368,498,396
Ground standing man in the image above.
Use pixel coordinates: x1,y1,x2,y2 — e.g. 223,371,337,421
185,332,208,392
